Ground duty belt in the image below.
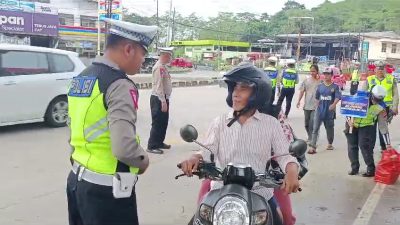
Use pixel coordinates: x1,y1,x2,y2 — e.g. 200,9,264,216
72,162,137,186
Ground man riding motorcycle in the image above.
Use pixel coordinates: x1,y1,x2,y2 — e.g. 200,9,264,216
179,64,300,225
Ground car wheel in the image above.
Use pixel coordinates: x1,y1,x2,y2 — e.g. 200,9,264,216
45,96,68,127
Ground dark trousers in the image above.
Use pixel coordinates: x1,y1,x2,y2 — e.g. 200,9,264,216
310,112,335,148
271,87,276,104
277,88,295,116
67,171,139,225
304,110,315,142
374,121,387,150
148,95,169,149
345,125,376,172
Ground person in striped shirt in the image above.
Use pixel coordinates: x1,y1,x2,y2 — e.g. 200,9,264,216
179,64,300,225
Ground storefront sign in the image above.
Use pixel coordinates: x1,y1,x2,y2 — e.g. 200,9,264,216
0,33,30,45
34,2,58,15
0,0,34,13
98,0,122,20
99,13,121,20
33,13,58,36
0,9,58,36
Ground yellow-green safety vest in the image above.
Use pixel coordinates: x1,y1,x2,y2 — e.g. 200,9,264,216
367,74,394,106
351,69,359,81
264,66,278,88
354,104,385,128
282,68,297,88
68,76,139,175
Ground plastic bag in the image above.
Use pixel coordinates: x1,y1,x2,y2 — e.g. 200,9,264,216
375,148,400,185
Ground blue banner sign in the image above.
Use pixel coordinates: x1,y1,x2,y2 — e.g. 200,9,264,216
341,94,369,118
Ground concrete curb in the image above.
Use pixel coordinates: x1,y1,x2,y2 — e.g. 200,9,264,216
134,79,221,89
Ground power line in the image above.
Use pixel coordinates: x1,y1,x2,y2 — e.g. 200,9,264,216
159,18,265,38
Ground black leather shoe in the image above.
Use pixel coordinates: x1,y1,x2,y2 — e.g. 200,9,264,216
362,171,375,177
147,148,164,154
348,170,359,175
160,143,171,149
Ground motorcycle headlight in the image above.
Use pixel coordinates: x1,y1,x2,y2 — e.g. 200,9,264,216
199,204,213,222
252,210,268,225
213,195,250,225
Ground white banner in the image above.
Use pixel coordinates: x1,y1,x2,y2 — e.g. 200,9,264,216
34,2,58,15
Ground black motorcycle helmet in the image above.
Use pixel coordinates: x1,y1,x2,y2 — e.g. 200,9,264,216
223,63,272,126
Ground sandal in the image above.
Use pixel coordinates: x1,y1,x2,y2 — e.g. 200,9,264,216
308,148,317,154
326,145,334,150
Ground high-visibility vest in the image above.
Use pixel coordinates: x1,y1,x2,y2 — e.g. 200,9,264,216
264,66,278,88
68,63,139,175
351,69,359,81
354,103,385,128
282,68,297,88
367,74,394,106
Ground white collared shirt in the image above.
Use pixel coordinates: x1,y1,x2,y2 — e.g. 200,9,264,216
200,110,298,201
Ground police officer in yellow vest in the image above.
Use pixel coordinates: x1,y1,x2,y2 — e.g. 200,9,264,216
366,61,399,150
345,85,392,177
66,19,157,225
351,61,361,82
277,61,299,117
350,62,361,95
264,56,279,104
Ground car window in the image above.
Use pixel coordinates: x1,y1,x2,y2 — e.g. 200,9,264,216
49,53,75,73
0,50,49,76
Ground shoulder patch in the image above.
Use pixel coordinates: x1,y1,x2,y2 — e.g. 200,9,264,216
160,67,170,78
68,76,97,97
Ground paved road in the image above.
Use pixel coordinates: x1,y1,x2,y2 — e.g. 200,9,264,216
0,85,399,225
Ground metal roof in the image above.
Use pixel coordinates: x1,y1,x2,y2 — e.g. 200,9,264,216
271,31,400,43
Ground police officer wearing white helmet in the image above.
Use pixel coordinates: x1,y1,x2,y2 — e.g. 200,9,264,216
345,85,392,177
66,19,157,225
264,57,279,104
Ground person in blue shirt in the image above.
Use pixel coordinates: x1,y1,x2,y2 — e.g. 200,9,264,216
308,67,341,154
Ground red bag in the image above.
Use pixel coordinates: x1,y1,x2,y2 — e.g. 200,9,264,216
375,148,400,185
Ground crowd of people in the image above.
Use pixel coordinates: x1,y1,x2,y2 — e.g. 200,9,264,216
265,58,399,177
64,17,399,225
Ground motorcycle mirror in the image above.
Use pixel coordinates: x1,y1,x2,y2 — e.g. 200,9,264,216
180,125,199,143
289,139,308,157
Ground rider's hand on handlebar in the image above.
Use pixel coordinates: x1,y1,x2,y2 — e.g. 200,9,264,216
179,154,202,177
281,163,300,194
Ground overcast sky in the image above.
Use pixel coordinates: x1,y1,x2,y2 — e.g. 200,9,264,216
123,0,344,18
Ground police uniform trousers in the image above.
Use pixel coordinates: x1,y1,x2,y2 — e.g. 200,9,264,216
374,120,387,150
277,87,295,116
345,125,376,173
66,171,139,225
148,95,169,149
270,87,276,104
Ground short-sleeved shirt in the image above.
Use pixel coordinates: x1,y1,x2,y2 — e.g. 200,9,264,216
299,77,320,110
151,60,172,102
315,83,341,120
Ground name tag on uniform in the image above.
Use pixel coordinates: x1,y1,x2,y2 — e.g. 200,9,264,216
160,67,170,78
68,76,97,97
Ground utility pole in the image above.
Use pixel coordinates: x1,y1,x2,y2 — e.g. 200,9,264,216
156,0,159,49
172,7,176,42
166,0,173,46
296,23,301,62
104,0,112,48
97,0,101,55
289,17,314,62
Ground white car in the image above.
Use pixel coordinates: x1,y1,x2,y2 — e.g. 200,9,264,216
0,44,85,127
